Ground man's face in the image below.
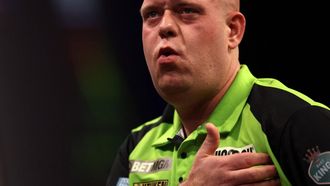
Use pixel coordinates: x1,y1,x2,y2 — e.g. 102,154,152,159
141,0,231,101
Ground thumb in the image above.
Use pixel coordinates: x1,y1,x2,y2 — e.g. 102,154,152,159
196,123,220,159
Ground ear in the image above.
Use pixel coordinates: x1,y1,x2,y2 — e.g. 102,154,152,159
227,12,246,49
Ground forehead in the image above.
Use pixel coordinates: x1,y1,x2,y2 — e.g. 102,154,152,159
141,0,217,9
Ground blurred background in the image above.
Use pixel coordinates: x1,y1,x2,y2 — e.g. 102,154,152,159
0,0,328,186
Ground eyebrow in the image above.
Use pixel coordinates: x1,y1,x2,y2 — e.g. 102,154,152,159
140,4,157,16
140,1,164,15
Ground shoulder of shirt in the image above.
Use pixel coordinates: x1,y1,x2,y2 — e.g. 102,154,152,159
254,78,329,109
131,104,175,134
131,116,163,133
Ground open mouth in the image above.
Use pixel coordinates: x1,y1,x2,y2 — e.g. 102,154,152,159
158,47,178,57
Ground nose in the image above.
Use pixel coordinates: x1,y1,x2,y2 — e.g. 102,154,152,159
159,10,178,39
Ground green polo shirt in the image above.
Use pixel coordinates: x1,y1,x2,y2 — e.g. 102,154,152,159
108,65,330,186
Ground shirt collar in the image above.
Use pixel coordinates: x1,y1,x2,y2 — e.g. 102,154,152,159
206,64,256,134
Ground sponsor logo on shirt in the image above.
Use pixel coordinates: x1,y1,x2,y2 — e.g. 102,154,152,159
303,146,330,184
133,180,169,186
130,158,172,173
214,144,256,156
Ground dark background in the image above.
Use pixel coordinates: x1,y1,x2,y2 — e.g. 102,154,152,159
0,0,328,186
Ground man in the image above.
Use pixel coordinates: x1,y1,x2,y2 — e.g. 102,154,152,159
107,0,330,185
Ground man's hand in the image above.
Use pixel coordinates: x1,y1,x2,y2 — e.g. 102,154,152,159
180,123,280,186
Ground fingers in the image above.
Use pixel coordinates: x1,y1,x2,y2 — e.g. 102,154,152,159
240,178,281,186
225,152,273,170
232,164,278,184
196,123,272,170
195,123,220,159
191,123,280,186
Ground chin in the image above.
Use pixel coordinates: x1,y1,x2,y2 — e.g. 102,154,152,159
157,84,189,99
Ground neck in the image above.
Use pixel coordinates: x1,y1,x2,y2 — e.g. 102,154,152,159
177,63,240,136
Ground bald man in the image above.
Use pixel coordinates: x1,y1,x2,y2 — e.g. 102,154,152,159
107,0,330,185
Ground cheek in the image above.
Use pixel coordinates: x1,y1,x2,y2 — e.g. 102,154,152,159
203,27,224,49
186,25,226,78
142,28,156,62
188,31,223,69
142,30,158,79
188,23,223,52
197,25,226,60
142,31,150,56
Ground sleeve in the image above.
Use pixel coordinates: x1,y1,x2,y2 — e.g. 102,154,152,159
106,135,134,186
279,106,330,185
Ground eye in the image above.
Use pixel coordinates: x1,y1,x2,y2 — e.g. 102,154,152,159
176,6,201,21
180,7,196,14
147,11,159,18
142,9,162,21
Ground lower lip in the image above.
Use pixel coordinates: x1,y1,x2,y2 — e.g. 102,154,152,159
157,55,177,64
